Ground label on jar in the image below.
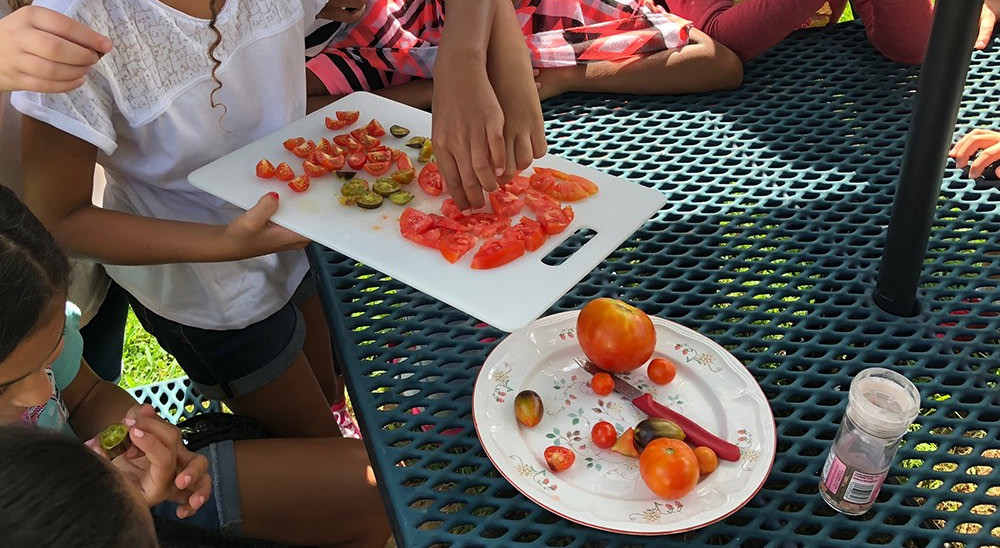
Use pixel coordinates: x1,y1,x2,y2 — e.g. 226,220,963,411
843,470,887,504
822,451,847,493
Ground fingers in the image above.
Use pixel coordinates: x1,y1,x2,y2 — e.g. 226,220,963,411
14,73,85,93
977,8,996,50
125,424,175,503
502,134,518,182
176,475,212,519
471,128,501,195
513,134,534,173
949,129,1000,168
486,122,506,180
239,192,281,234
969,143,1000,178
437,150,468,209
28,6,111,55
175,450,210,493
22,25,103,69
455,148,485,209
530,123,548,160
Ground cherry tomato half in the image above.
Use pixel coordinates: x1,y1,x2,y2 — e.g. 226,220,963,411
544,446,575,473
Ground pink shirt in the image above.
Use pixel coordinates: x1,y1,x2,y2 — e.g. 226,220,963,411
666,0,934,64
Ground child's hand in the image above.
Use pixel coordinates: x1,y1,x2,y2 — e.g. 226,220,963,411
977,0,1000,50
220,192,310,260
950,128,1000,178
431,62,505,210
0,5,111,93
113,405,212,519
317,0,368,24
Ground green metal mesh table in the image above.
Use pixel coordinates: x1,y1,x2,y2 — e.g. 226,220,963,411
307,22,1000,548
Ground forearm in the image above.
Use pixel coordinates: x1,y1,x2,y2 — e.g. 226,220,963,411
851,0,933,65
33,204,236,266
438,0,497,71
69,380,137,441
669,0,830,62
487,0,530,69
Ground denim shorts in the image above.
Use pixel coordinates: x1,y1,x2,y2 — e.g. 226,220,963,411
152,439,242,534
128,276,316,400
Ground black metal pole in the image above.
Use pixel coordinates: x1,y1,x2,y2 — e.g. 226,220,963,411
874,0,984,317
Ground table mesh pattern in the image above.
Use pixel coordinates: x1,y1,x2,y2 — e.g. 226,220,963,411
128,377,222,424
310,23,1000,548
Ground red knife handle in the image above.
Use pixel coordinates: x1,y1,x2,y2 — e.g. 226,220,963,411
632,394,741,462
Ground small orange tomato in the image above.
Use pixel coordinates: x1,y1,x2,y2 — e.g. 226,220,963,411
590,372,614,396
647,358,677,385
693,446,718,475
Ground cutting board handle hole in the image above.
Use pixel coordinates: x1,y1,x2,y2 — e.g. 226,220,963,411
541,228,598,267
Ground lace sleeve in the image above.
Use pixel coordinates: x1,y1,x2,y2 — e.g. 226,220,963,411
11,68,118,156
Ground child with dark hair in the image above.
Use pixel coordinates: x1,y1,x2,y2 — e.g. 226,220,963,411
0,425,158,548
0,185,391,546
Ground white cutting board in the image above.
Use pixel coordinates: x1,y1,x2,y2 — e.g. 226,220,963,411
189,92,666,332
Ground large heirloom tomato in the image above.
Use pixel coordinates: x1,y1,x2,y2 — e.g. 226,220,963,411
576,298,655,373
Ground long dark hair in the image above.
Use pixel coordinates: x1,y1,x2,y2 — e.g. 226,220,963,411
0,186,70,362
0,425,155,547
207,0,227,120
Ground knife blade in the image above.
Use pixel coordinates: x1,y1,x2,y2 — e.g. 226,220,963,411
576,358,741,462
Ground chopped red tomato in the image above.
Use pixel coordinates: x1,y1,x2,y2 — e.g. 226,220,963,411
504,217,547,252
347,151,368,170
325,116,349,130
292,140,316,158
287,175,310,192
302,160,327,177
396,153,413,171
461,213,510,239
256,159,275,179
336,110,359,124
366,150,391,164
438,231,477,263
283,137,304,151
363,160,391,176
430,214,469,233
471,237,526,269
365,119,386,137
503,175,531,195
350,127,368,142
530,167,598,201
489,189,524,218
418,163,444,196
400,207,435,237
407,228,443,249
360,134,381,150
274,162,295,181
316,138,334,155
442,199,464,220
333,134,362,152
314,151,345,171
537,206,574,235
523,189,561,215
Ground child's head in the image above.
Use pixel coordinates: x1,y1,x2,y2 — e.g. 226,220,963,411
0,185,70,422
0,425,157,547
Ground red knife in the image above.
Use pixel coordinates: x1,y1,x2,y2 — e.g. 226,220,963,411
576,358,741,462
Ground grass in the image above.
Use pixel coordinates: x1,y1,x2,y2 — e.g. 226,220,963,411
119,6,860,389
119,308,183,389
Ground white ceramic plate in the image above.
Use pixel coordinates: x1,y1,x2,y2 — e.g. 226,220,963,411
472,311,776,535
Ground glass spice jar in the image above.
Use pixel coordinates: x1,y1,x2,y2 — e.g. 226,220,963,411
819,367,920,515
